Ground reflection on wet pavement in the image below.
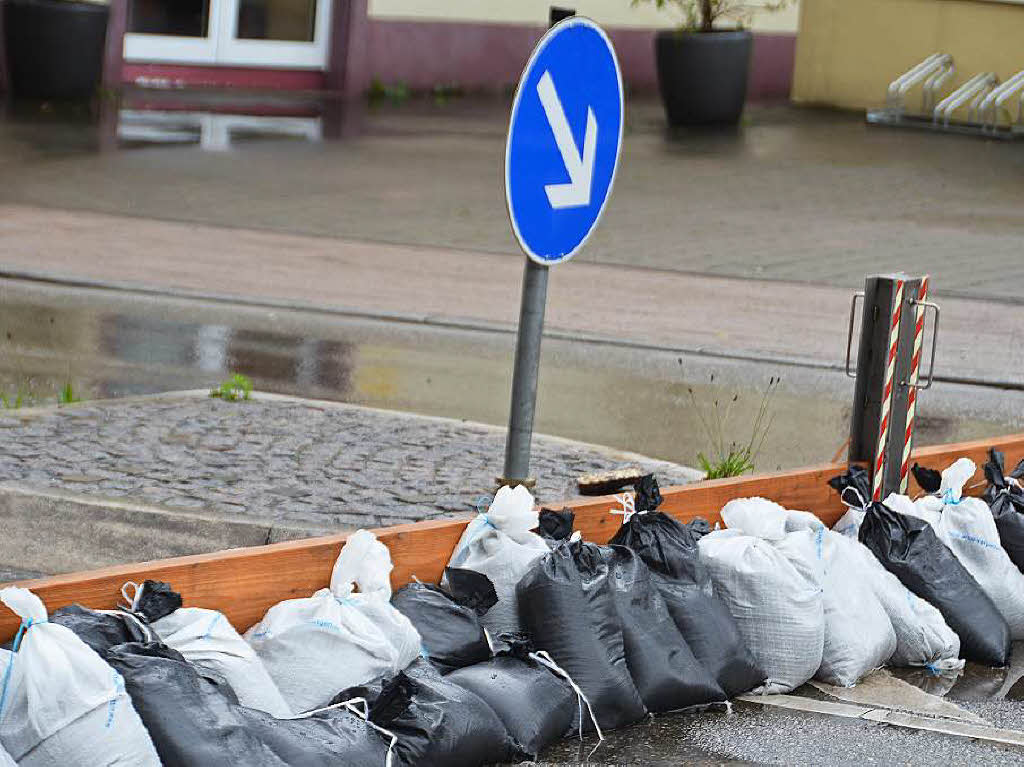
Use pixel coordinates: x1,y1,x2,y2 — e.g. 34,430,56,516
118,110,323,151
1,278,1021,472
889,642,1024,702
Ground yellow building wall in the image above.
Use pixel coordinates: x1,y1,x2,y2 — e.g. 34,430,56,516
793,0,1024,109
368,0,801,33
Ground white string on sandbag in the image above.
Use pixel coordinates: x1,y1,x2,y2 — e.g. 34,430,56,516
120,580,143,613
295,696,398,767
528,650,604,743
609,493,637,524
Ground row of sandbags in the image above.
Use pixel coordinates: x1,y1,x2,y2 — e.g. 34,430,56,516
831,454,1024,667
2,457,1017,767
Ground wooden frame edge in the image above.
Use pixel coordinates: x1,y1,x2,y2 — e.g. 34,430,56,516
2,432,1022,641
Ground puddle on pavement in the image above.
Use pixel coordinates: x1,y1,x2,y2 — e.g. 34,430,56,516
0,279,1018,472
888,642,1024,702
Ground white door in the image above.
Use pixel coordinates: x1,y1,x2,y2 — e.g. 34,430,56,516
124,0,332,69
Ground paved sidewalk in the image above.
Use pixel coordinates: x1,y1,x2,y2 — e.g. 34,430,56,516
2,101,1023,301
0,392,700,530
1,204,1022,388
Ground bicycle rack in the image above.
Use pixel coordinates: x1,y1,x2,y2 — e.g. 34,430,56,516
868,56,1024,140
884,53,955,115
933,72,997,126
979,69,1024,132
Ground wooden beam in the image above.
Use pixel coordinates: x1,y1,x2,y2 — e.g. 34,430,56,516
3,432,1022,642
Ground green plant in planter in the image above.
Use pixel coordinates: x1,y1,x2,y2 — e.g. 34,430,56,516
634,0,789,32
688,374,779,479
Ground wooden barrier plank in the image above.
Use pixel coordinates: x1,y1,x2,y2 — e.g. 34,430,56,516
2,432,1023,642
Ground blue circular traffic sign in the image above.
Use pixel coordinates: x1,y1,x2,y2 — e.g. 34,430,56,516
505,17,624,266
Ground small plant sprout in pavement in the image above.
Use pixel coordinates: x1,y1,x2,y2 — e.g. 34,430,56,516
58,382,80,406
210,373,254,402
688,374,780,479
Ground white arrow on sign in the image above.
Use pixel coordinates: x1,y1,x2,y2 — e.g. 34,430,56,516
536,70,597,210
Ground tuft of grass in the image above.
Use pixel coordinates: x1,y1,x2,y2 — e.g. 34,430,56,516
210,373,253,402
689,375,779,479
0,391,26,410
58,382,80,406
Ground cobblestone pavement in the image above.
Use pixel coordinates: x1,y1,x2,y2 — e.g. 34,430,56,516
0,394,700,529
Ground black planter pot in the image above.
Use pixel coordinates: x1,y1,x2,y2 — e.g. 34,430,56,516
3,0,110,100
655,29,752,127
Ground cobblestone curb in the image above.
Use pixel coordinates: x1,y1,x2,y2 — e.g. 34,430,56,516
0,391,701,575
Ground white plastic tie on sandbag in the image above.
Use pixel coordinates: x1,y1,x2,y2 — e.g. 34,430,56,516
720,497,788,540
297,697,398,767
331,529,394,600
940,458,976,504
529,650,604,744
569,530,582,543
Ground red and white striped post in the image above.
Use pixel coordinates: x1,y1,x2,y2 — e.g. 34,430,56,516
898,276,930,493
871,278,904,500
848,274,937,500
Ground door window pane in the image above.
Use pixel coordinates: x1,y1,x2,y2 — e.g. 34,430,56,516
236,0,317,42
129,0,210,37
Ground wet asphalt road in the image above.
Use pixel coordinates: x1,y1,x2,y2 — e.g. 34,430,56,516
534,698,1024,766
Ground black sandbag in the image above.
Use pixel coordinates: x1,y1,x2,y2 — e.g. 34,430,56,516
349,663,527,767
911,463,943,494
390,568,496,672
536,508,575,547
632,474,663,512
983,448,1024,574
859,502,1012,666
106,642,389,767
600,545,725,711
445,635,578,758
51,604,154,654
133,579,184,622
608,511,764,697
516,539,647,731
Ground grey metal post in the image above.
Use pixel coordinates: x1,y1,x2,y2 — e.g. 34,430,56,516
501,259,549,486
498,6,574,489
847,273,932,499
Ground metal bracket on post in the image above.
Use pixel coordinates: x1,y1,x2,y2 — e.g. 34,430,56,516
847,274,939,500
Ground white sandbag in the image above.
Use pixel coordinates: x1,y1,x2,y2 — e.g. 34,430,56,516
700,499,825,694
148,602,292,717
831,508,864,538
795,500,960,669
783,509,897,686
847,533,961,669
0,741,15,767
445,484,549,636
912,459,1024,640
245,529,421,713
0,587,160,767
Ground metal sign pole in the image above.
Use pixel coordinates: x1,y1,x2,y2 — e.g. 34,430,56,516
499,7,574,488
501,260,549,487
499,8,620,488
